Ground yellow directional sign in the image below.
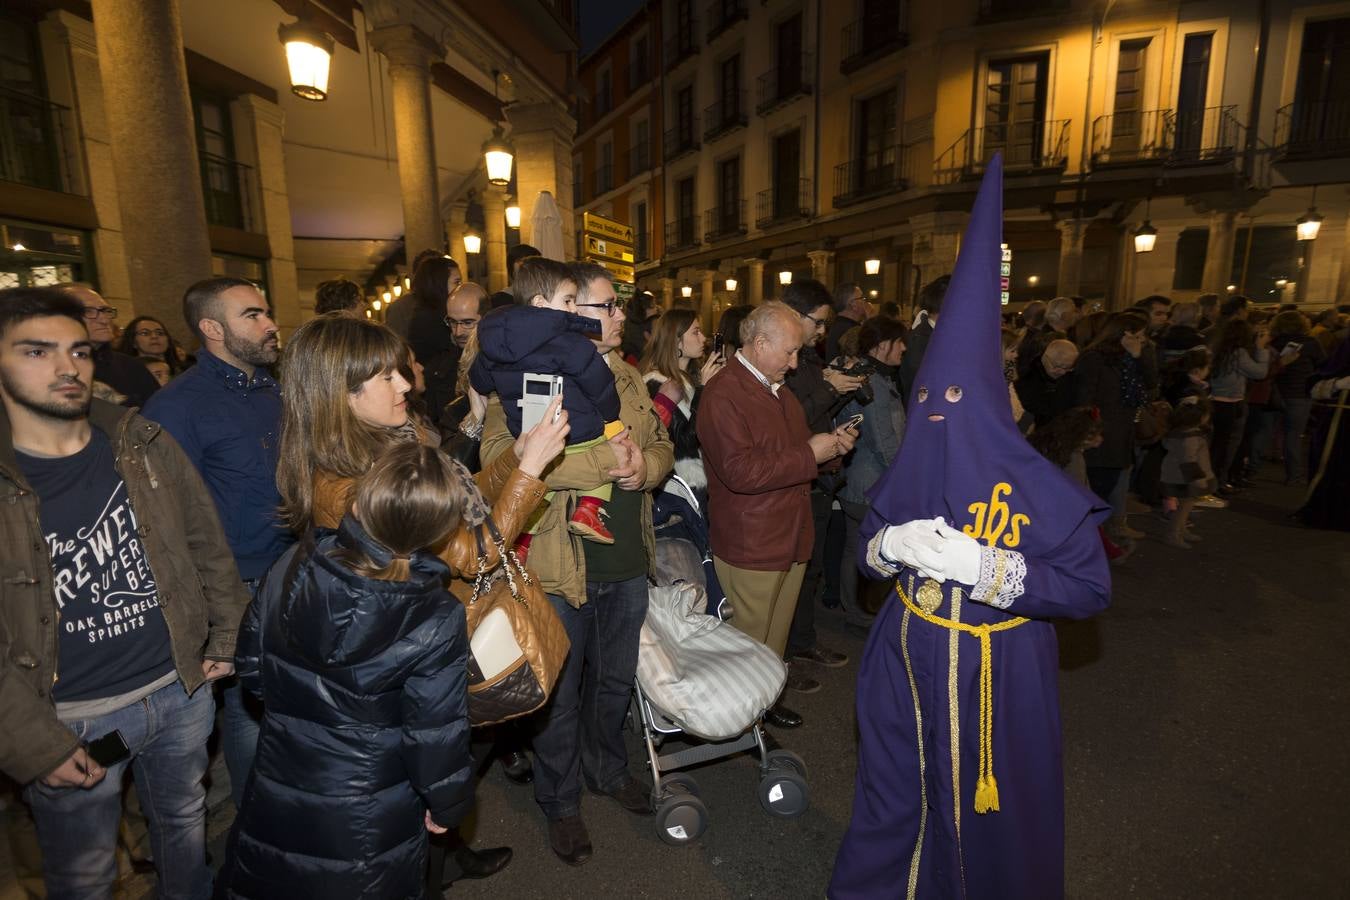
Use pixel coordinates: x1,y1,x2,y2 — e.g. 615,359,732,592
584,234,634,264
587,256,635,282
583,211,634,245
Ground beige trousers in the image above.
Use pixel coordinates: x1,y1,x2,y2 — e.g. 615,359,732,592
712,558,807,657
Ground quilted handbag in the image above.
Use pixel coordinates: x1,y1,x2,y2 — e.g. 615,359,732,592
464,517,570,726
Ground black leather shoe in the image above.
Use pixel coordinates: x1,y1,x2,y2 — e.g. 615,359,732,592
442,845,512,886
500,750,533,784
548,815,593,867
588,777,653,816
764,703,803,729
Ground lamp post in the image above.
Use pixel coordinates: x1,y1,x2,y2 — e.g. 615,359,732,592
778,270,792,286
681,284,693,299
483,69,514,186
864,257,881,275
278,22,334,101
1133,198,1157,253
725,277,738,292
1295,186,1322,301
506,204,522,229
464,232,482,255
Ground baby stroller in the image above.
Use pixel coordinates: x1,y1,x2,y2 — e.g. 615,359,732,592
634,478,810,846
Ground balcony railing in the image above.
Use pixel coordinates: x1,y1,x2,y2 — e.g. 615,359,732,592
665,29,699,71
703,93,748,142
625,143,653,182
703,200,747,242
840,9,908,74
833,146,914,206
199,151,255,231
705,0,747,41
592,163,613,198
626,60,652,94
1274,100,1350,161
664,119,701,162
635,229,650,263
934,119,1070,184
1165,106,1241,165
665,218,701,254
755,178,812,227
756,54,813,116
0,87,79,194
1090,109,1172,167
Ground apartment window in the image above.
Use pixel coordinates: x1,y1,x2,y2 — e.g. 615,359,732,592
676,85,696,143
634,200,649,260
675,0,695,44
0,14,64,192
1290,17,1350,147
676,176,696,245
630,34,651,91
597,141,613,194
633,118,651,172
984,53,1048,167
776,13,804,94
1110,38,1150,155
1174,34,1212,155
773,130,802,218
192,91,247,229
596,66,612,117
573,159,584,206
717,156,740,232
857,88,897,170
721,55,741,120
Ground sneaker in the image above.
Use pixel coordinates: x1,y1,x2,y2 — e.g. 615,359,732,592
790,646,849,668
785,668,821,694
568,501,615,544
1194,495,1229,509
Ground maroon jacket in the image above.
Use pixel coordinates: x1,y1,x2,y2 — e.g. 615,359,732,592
697,357,818,571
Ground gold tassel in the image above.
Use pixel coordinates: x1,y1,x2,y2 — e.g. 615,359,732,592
974,775,1000,813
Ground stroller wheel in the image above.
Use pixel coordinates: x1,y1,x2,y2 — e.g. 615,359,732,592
758,770,810,818
765,749,808,778
658,772,701,798
655,793,709,846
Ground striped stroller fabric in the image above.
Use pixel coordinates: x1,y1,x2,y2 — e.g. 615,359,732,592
637,582,787,740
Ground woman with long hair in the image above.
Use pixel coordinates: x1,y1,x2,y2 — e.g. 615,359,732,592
1072,311,1153,540
1266,310,1325,485
1207,315,1270,491
117,314,193,376
639,307,724,501
390,255,462,358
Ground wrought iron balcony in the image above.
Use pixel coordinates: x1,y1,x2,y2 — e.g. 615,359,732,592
833,146,913,206
1165,106,1241,165
840,7,908,74
703,93,748,142
635,228,650,263
625,143,653,181
756,54,813,116
705,0,747,42
0,87,79,194
664,30,699,71
1274,100,1350,161
664,119,701,162
199,151,255,231
592,163,613,198
703,201,747,242
1090,109,1172,167
626,60,652,95
755,178,812,227
934,120,1069,185
665,218,701,254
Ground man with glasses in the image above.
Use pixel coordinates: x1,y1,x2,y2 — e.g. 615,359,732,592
57,285,160,407
423,281,489,423
825,281,874,362
1017,338,1080,432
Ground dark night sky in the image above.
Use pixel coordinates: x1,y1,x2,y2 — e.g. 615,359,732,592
579,0,647,56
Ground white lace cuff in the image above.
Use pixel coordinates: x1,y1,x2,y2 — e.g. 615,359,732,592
865,529,900,578
970,546,1027,610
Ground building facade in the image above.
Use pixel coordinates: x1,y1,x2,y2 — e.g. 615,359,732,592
575,0,1349,328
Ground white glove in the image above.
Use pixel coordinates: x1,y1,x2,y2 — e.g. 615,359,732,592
906,521,983,586
1337,376,1350,392
880,518,947,579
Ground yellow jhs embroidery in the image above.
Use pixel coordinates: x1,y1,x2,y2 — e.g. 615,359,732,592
963,482,1030,548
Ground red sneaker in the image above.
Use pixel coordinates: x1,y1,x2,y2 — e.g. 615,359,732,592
568,497,615,544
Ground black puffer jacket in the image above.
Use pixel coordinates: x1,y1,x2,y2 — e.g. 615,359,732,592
223,516,472,899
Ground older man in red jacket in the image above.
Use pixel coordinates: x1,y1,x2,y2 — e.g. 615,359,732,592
697,302,857,728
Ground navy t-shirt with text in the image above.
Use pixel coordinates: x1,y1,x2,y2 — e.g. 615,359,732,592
17,429,175,702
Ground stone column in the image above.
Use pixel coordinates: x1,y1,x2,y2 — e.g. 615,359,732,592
700,269,716,332
909,212,966,287
511,102,578,259
483,187,508,292
369,25,444,259
1201,209,1239,296
744,258,765,305
446,202,469,276
808,249,834,286
659,277,674,309
1338,212,1350,305
230,94,301,331
1056,218,1089,298
88,0,212,332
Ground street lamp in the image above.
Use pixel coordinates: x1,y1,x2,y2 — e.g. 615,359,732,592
1133,198,1157,253
778,270,792,285
463,233,482,255
373,299,383,311
381,290,391,304
506,204,522,229
681,284,693,298
483,70,514,186
278,22,334,101
864,258,881,276
725,277,738,292
391,284,402,298
1297,210,1323,241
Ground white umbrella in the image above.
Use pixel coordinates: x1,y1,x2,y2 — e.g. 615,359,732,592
529,190,565,261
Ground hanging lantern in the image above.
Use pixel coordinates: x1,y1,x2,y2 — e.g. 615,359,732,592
725,277,738,291
864,258,881,275
483,126,514,186
381,290,391,304
1133,221,1158,254
404,275,412,289
1296,209,1323,242
464,233,483,254
778,270,792,285
681,284,693,298
505,204,522,229
372,299,383,311
391,284,402,298
278,22,334,101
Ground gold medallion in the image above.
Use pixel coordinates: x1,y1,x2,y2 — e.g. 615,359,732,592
916,578,944,615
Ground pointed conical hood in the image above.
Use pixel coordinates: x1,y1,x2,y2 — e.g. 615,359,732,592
867,155,1107,557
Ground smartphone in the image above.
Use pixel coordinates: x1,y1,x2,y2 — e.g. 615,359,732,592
841,413,864,431
712,333,725,357
85,729,130,768
519,373,564,432
1282,342,1302,354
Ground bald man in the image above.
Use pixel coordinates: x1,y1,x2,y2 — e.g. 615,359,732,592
58,284,161,407
1017,339,1080,431
425,281,490,426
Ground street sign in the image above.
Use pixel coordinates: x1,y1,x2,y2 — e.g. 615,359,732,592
590,257,635,282
1000,242,1012,305
614,282,636,303
584,234,634,264
582,211,634,244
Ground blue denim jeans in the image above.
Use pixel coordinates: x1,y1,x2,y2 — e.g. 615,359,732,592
532,576,648,820
221,579,263,810
24,679,216,900
1281,398,1314,482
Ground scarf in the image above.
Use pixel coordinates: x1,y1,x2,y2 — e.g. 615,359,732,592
1119,354,1146,410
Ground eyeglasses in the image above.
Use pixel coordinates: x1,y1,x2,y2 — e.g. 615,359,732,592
134,328,167,338
801,311,827,330
83,306,118,320
576,299,626,318
442,316,480,330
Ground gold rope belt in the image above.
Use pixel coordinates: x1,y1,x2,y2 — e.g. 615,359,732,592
897,580,1028,814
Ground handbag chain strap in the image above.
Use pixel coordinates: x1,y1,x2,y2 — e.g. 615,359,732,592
471,516,535,607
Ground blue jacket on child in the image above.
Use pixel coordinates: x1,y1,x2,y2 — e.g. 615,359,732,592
469,304,621,442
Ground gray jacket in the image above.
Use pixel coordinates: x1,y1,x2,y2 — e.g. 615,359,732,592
840,370,907,506
1210,348,1269,401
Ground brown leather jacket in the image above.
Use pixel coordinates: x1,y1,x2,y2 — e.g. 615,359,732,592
311,445,545,598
